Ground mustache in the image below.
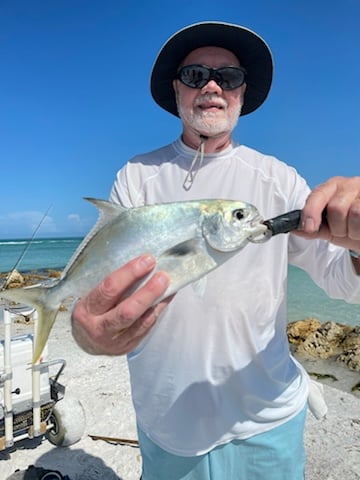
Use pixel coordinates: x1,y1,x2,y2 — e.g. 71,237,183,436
194,94,228,109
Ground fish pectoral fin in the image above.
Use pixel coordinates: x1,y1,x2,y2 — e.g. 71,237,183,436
191,277,207,297
162,238,200,258
157,238,216,296
161,237,210,297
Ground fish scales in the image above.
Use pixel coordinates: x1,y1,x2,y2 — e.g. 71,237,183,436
1,198,266,362
61,202,204,297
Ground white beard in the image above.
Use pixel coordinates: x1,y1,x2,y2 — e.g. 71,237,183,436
176,93,241,137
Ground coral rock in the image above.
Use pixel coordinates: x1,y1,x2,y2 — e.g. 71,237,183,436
287,318,322,345
296,321,352,359
288,319,360,370
336,346,360,372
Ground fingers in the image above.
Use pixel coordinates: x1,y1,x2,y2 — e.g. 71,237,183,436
71,254,171,356
295,177,360,253
102,271,170,336
85,254,157,316
301,177,360,240
111,296,174,353
301,177,339,233
348,198,360,241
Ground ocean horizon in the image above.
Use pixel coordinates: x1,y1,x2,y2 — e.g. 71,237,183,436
0,237,359,327
0,237,82,273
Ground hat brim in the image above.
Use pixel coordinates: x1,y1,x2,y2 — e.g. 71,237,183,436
150,21,273,117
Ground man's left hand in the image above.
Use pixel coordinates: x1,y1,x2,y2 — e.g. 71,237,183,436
296,176,360,253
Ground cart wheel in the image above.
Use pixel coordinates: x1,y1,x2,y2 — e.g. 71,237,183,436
47,396,86,447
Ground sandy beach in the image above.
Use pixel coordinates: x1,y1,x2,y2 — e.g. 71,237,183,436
1,310,360,480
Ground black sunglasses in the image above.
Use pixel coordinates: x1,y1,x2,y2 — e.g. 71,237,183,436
176,64,247,90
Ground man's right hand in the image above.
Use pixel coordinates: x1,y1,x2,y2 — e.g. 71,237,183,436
71,254,171,355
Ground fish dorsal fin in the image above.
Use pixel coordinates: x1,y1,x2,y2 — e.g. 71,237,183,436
61,198,127,279
84,197,127,224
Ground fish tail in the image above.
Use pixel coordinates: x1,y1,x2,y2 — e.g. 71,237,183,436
1,286,60,363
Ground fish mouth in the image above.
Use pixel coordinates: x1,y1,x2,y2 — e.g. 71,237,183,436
203,212,267,252
246,215,269,242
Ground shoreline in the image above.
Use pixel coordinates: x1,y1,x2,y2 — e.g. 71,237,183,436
1,269,359,399
1,311,359,479
2,309,358,400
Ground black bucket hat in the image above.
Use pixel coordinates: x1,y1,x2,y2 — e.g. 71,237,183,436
150,21,273,117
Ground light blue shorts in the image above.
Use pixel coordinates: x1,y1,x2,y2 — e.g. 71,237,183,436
138,406,307,480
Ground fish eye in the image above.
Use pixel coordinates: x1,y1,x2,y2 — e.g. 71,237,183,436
233,209,245,221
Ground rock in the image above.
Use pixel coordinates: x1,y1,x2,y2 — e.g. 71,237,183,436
289,319,360,371
0,269,62,288
341,325,360,350
337,326,360,371
337,346,360,371
287,318,321,344
296,321,352,359
2,269,25,289
46,269,62,279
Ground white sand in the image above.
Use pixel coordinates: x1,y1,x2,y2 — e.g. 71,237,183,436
1,311,360,480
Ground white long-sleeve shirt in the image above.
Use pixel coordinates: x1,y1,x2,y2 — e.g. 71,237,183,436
110,138,360,456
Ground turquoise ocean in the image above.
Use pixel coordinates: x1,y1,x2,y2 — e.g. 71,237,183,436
0,237,359,327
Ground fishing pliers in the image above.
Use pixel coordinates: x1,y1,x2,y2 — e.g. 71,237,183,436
250,209,327,243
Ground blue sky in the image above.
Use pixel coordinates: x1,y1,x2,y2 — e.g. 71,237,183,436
1,0,359,239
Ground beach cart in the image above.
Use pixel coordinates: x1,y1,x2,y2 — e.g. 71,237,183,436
0,305,85,452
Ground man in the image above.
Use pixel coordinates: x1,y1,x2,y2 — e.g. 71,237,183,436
72,22,360,479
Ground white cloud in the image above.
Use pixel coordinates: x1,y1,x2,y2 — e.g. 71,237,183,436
0,209,96,238
67,213,81,223
66,213,93,234
0,211,57,237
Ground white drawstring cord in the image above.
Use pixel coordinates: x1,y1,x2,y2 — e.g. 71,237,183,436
182,135,207,191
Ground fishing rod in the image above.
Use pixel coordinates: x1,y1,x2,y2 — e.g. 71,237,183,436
1,204,53,291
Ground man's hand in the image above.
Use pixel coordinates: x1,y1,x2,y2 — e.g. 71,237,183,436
71,254,171,355
294,176,360,273
296,176,360,246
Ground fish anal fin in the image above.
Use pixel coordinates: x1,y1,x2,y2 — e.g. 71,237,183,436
33,305,59,363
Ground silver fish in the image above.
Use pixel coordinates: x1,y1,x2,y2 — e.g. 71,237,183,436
1,198,267,362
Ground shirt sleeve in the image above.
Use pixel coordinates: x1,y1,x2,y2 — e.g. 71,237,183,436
289,225,360,305
286,172,360,305
109,162,144,208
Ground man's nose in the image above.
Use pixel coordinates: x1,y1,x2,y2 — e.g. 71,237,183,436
200,79,222,94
